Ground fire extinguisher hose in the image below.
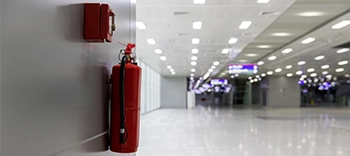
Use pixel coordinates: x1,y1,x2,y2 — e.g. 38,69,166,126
119,55,128,144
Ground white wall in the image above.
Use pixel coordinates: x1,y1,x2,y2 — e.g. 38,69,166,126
0,0,145,156
138,60,161,114
267,76,301,107
161,77,187,108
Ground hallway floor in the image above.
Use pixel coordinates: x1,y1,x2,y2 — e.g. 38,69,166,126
137,105,350,156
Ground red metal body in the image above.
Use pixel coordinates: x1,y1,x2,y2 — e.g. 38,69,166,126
84,3,114,42
110,63,141,153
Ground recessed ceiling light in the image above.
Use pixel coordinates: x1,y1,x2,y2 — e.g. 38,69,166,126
338,60,348,66
254,79,258,82
147,38,156,44
191,61,197,66
213,61,220,65
261,73,266,77
248,76,252,80
246,53,257,57
322,71,328,75
191,56,198,61
332,20,350,29
191,69,196,72
307,68,315,72
298,12,324,17
301,75,307,78
222,48,230,54
256,75,260,78
211,66,216,69
193,21,202,30
167,66,172,69
170,69,174,72
192,49,199,54
239,60,248,62
136,22,146,30
268,56,277,61
282,48,293,54
286,65,293,69
296,71,303,75
336,68,344,72
194,0,205,4
229,38,238,44
172,72,176,75
155,49,162,54
190,73,194,77
301,37,315,44
257,45,271,48
345,74,350,77
326,75,332,79
239,21,252,29
314,55,325,60
272,32,291,37
267,71,273,75
208,69,214,72
257,61,264,65
160,56,167,61
321,65,330,69
298,61,306,65
192,38,200,44
275,68,282,73
310,73,317,77
250,80,254,83
287,73,293,77
231,75,235,79
337,48,349,54
257,0,270,3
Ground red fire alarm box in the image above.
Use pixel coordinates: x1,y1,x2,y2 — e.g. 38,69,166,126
84,3,115,43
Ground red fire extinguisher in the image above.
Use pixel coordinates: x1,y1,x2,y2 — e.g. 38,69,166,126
110,43,141,153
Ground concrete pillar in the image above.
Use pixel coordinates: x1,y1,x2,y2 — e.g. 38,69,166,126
266,76,301,107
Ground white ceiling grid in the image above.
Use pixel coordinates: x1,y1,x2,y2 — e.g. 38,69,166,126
136,0,296,77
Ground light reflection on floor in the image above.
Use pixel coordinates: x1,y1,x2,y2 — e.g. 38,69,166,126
137,105,350,156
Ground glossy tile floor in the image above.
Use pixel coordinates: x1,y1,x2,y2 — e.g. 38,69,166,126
137,105,350,156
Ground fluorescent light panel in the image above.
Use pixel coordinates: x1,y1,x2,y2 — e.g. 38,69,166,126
193,21,202,29
136,22,146,30
257,0,270,3
338,60,348,65
191,56,198,61
147,38,156,44
257,61,264,65
155,49,162,54
239,21,252,29
332,20,350,29
337,48,349,53
321,65,330,69
301,37,315,44
229,38,238,44
192,49,199,54
192,38,200,44
298,61,306,65
160,56,167,61
194,0,205,4
222,49,230,54
282,48,293,54
268,56,277,61
286,65,292,69
314,55,325,60
213,61,219,65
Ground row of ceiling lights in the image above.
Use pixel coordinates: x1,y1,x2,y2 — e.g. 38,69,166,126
137,0,350,77
256,20,350,71
138,0,272,76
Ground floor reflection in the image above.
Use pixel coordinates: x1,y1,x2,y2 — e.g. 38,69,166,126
138,104,350,156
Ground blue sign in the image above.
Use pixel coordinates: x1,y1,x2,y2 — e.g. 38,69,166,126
228,64,258,75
